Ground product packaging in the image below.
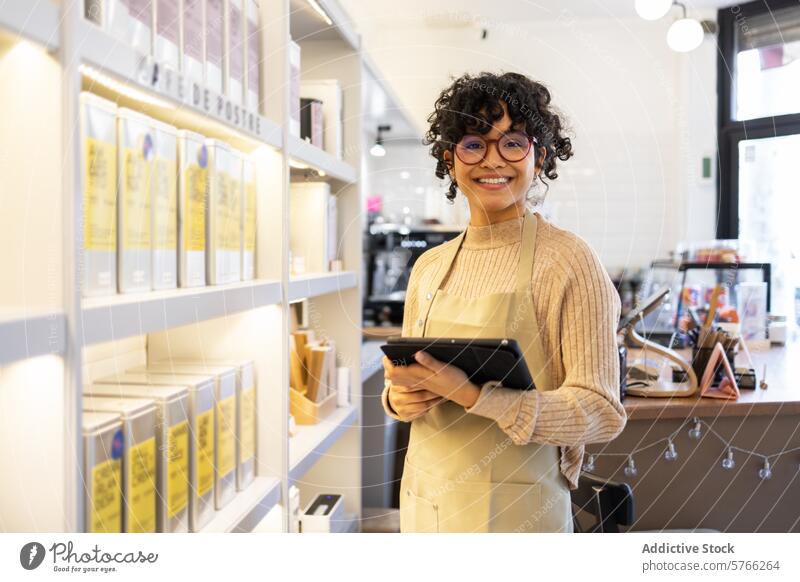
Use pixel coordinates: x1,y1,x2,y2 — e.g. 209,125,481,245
226,0,245,105
289,40,301,137
82,397,158,533
206,140,241,284
336,367,350,407
151,119,178,290
177,130,208,287
737,282,768,342
245,0,261,112
205,0,225,93
108,0,153,57
88,381,190,533
154,0,180,71
290,181,337,273
300,98,324,148
241,155,256,280
117,108,154,293
80,92,118,297
131,362,238,509
82,411,124,533
300,79,343,158
111,372,216,532
182,0,205,86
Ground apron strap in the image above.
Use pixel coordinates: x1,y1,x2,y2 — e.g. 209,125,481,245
515,213,538,293
417,229,467,334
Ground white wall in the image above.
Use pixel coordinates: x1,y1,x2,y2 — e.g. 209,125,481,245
345,3,721,272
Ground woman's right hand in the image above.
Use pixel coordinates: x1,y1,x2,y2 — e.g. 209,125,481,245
383,356,443,421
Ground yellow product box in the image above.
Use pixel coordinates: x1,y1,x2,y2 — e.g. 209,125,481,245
129,362,238,510
82,411,124,533
80,92,118,297
87,380,190,533
82,396,158,533
206,140,241,285
241,155,256,281
177,129,208,288
151,119,178,290
94,372,216,532
117,107,154,293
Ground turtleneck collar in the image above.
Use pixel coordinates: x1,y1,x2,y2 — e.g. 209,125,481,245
462,214,527,250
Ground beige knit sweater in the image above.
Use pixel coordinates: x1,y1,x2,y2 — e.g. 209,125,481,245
381,213,627,490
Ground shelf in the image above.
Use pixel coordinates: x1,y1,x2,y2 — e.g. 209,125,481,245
288,135,357,183
81,279,282,345
0,0,60,51
199,476,282,533
289,271,358,302
77,21,282,150
289,0,360,50
0,310,65,366
289,405,358,484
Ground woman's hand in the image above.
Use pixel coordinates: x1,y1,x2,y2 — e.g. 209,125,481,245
383,356,442,421
384,352,481,411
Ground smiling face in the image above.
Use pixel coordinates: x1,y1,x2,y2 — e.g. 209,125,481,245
444,102,545,225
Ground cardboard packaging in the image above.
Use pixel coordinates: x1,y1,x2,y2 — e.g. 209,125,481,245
290,182,337,274
82,411,124,533
177,130,207,287
300,98,324,149
225,0,245,104
289,40,301,137
206,140,241,284
154,0,180,71
117,108,154,293
241,155,256,280
82,397,158,533
205,0,225,93
130,362,238,509
300,79,343,158
182,0,205,85
104,372,216,532
88,381,191,533
151,119,178,290
245,0,261,112
80,92,118,297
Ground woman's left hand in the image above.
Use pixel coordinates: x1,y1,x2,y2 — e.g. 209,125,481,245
384,351,481,409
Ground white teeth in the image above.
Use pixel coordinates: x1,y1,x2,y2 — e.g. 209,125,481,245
477,177,509,184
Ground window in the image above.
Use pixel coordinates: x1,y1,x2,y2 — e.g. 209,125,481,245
718,0,800,316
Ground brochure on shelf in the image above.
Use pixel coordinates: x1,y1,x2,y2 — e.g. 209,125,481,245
82,412,124,533
182,0,206,85
117,107,154,293
289,40,301,137
241,155,256,280
151,119,178,290
300,80,344,158
177,129,208,287
245,0,261,113
105,372,217,532
108,0,153,57
154,0,180,71
87,382,191,533
205,0,225,93
82,396,158,533
226,0,245,105
80,92,118,297
130,362,238,510
290,182,337,274
206,139,242,284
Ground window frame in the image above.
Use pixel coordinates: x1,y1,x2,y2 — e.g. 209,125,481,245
716,0,800,239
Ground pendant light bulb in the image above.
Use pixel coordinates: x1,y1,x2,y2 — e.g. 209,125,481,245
721,449,736,470
688,418,702,440
758,458,772,480
583,454,596,473
667,17,704,52
635,0,673,21
624,456,638,477
664,439,678,461
370,142,386,157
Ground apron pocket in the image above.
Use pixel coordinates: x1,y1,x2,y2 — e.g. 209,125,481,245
489,481,543,533
400,488,439,533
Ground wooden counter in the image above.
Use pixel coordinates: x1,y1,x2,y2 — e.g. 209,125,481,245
623,342,799,420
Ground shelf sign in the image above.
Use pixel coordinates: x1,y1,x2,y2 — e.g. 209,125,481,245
135,55,266,142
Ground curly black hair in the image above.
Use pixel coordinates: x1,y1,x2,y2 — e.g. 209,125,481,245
424,72,574,202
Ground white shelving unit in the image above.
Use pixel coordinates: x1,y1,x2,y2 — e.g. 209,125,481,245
0,0,418,534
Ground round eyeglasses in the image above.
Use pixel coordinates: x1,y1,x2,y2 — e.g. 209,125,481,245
454,131,538,165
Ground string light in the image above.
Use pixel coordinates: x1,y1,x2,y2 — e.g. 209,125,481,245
588,416,800,481
721,449,736,470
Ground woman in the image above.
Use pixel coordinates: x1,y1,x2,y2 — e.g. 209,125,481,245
382,72,627,533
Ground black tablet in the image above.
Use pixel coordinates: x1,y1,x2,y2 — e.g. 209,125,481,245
380,337,535,391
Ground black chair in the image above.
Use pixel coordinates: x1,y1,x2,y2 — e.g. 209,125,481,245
571,472,635,533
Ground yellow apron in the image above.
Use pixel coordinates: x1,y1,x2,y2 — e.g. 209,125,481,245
400,212,573,533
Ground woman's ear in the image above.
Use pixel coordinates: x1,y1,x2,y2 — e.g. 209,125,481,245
535,145,547,174
443,149,454,178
